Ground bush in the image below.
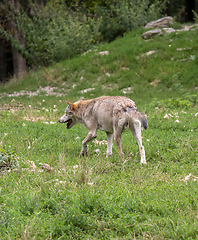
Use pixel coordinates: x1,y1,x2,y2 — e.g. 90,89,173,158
94,0,166,42
46,14,101,62
193,10,198,22
0,149,19,172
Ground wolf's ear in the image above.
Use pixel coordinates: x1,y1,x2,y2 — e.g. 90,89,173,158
66,101,76,110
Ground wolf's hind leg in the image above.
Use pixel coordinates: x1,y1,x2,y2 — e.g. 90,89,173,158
106,132,113,157
81,130,97,156
114,130,124,157
130,121,146,164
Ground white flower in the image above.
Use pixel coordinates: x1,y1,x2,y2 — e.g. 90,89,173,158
81,88,95,93
184,173,192,182
88,182,93,187
73,165,78,169
94,149,101,154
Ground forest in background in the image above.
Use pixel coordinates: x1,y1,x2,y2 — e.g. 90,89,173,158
0,0,198,82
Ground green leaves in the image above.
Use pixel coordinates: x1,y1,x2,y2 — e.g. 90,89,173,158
0,149,19,171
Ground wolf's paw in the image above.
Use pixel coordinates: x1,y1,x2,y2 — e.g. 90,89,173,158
120,152,124,158
80,151,88,156
140,160,147,165
106,152,112,158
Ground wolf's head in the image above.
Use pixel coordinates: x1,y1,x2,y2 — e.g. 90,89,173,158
58,102,77,129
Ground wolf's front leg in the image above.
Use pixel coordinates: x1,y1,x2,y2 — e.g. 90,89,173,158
80,145,88,156
80,131,97,156
106,132,113,157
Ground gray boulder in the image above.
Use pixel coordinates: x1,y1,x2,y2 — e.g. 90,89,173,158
145,16,173,29
142,28,163,39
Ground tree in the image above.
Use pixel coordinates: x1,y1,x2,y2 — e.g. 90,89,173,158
9,0,27,78
0,38,7,82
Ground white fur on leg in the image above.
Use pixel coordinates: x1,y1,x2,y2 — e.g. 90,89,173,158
140,146,146,164
106,133,113,157
131,121,147,164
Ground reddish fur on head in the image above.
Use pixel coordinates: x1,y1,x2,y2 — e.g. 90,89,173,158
66,101,77,110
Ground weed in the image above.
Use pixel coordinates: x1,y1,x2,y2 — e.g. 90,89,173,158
0,149,19,172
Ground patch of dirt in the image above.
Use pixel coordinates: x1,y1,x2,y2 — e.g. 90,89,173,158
0,86,67,99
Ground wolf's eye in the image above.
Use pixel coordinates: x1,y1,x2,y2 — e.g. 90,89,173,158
65,108,70,116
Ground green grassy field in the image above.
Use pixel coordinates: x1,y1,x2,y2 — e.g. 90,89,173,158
0,26,198,239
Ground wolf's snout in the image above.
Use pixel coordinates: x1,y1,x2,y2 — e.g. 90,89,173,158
58,118,63,123
59,116,67,123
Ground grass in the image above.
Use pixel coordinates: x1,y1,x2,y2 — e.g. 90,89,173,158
0,25,198,239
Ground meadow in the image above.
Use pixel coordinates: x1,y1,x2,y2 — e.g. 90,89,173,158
0,25,198,239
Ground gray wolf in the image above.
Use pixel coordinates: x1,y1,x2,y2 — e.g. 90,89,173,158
59,96,148,164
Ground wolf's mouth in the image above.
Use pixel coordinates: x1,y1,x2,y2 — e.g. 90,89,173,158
66,119,72,129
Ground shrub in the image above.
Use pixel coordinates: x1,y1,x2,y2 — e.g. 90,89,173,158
94,0,166,42
0,149,19,172
193,10,198,22
46,14,101,62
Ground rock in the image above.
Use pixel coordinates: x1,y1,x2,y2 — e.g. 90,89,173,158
145,16,173,29
142,28,163,39
40,163,53,172
150,79,161,88
137,50,158,59
98,51,109,56
163,28,175,33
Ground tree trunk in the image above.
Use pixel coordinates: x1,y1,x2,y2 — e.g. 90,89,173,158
165,0,172,16
185,0,195,22
10,0,27,78
0,39,7,82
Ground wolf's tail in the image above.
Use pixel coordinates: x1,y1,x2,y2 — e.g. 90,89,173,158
128,107,148,130
139,112,148,130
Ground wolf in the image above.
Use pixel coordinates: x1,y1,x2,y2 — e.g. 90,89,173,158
59,96,148,164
